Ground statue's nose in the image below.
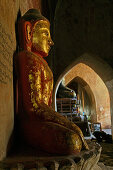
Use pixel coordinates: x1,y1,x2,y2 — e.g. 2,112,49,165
49,38,54,46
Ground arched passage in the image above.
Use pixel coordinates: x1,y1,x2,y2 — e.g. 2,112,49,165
53,53,113,132
67,77,97,123
64,63,111,129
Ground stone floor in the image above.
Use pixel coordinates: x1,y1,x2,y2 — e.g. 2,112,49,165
98,142,113,167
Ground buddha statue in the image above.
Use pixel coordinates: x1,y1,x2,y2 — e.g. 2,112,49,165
15,9,89,155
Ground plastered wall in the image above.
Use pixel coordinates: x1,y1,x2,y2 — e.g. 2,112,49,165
0,0,41,160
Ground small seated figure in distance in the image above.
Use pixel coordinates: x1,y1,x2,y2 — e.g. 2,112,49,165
15,9,89,155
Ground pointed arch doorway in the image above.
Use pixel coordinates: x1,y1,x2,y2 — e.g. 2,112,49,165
64,63,111,129
53,53,113,134
66,76,96,124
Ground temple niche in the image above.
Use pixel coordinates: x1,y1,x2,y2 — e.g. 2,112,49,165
0,0,113,169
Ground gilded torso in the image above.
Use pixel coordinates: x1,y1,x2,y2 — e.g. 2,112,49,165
17,50,53,113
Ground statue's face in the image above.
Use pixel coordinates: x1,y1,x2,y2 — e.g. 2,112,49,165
32,20,54,56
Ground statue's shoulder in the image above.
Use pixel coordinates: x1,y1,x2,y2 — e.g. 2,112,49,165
16,50,40,64
16,50,53,76
17,50,44,63
16,50,34,59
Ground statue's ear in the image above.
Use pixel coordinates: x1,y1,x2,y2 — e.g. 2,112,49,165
25,21,32,44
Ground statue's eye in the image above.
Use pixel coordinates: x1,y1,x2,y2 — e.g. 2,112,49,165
46,32,49,36
43,32,49,36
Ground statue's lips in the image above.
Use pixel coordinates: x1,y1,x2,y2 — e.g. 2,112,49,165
47,46,51,51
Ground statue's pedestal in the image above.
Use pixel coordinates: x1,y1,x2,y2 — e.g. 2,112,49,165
0,141,102,170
